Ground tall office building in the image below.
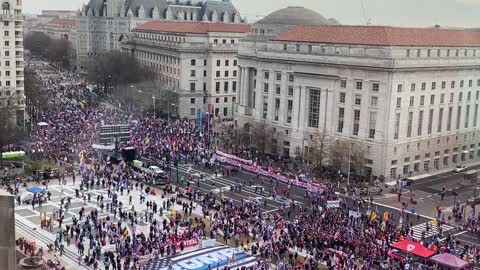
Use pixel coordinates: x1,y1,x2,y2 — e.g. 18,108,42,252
0,0,25,126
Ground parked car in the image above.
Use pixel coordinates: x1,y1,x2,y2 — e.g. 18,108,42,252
454,165,467,172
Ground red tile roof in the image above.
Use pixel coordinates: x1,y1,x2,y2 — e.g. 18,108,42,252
273,25,480,47
48,18,77,26
134,21,251,34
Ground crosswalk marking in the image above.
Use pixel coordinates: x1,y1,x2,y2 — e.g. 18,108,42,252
410,222,456,240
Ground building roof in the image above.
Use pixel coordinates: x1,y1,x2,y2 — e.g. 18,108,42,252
256,6,332,26
86,0,240,20
201,0,238,21
273,25,480,47
48,18,77,26
134,21,250,34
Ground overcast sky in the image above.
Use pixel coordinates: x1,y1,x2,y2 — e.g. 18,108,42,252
23,0,480,28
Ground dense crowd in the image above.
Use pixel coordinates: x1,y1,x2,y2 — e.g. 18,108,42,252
12,56,480,270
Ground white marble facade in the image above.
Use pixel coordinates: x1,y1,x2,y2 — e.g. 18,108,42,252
236,28,480,180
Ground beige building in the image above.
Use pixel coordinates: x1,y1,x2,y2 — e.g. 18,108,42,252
77,0,243,72
235,7,480,180
121,21,250,120
29,18,77,49
0,0,25,126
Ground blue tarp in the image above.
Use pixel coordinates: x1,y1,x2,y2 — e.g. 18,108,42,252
27,187,46,194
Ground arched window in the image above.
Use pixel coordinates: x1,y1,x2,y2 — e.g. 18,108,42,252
2,1,10,15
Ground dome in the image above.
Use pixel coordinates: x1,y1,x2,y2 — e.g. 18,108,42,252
256,6,331,26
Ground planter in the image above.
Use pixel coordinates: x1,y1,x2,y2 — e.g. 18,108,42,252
19,256,43,270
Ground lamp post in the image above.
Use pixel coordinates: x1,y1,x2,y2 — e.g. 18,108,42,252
137,89,156,117
152,96,156,118
169,103,175,119
300,138,307,170
347,143,352,187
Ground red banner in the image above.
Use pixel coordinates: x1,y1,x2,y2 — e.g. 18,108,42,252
175,237,199,250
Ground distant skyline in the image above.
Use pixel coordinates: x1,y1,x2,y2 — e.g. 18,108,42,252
23,0,480,28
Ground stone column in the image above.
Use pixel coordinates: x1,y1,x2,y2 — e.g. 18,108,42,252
237,67,244,106
243,67,250,107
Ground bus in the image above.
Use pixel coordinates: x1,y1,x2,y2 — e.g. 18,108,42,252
1,151,25,160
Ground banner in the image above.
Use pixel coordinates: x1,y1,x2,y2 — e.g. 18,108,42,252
348,210,361,218
327,200,341,208
211,152,327,193
92,144,115,150
176,237,199,250
147,246,257,270
197,108,203,128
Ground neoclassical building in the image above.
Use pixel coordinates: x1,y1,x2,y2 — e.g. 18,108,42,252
77,0,242,71
121,21,250,120
235,7,480,180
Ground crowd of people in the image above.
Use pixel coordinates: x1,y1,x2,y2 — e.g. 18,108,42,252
10,55,480,270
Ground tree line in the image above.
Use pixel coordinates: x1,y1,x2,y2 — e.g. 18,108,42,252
216,124,367,178
86,51,156,96
24,32,74,69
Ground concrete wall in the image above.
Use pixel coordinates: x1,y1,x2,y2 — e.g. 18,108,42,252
0,190,16,270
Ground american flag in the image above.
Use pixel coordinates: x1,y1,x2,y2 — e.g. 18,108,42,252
147,257,173,270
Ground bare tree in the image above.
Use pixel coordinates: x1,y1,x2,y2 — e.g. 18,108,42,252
328,140,367,176
24,68,48,121
305,130,330,168
351,143,366,175
0,95,26,167
86,51,155,96
328,140,350,173
250,122,274,155
24,32,74,69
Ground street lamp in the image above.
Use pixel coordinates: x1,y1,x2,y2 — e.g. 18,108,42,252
169,103,175,119
137,89,156,117
334,138,353,188
347,142,352,187
300,138,307,170
152,96,156,118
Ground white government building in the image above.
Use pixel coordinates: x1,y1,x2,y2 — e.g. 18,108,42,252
235,7,480,180
77,0,243,71
0,0,25,125
121,20,250,120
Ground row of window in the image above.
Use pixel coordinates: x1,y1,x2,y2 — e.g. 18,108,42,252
397,79,480,93
0,60,23,67
280,43,480,60
263,71,294,82
390,149,480,178
214,81,237,93
259,95,294,124
191,59,238,67
336,102,480,140
191,107,230,117
0,89,22,96
339,79,480,93
398,104,479,139
0,79,22,87
263,83,295,96
1,30,21,37
338,91,480,110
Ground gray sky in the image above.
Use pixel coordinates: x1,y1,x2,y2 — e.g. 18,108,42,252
23,0,480,28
